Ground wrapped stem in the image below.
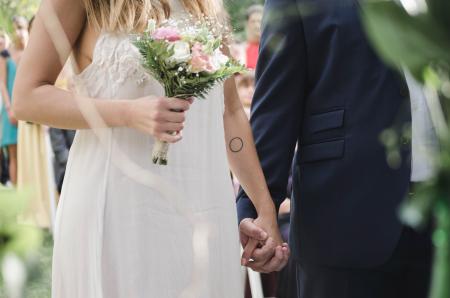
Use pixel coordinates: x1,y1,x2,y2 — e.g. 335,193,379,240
151,89,180,166
151,139,170,165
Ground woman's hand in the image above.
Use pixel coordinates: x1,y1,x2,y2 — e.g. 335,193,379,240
7,107,18,125
125,96,192,143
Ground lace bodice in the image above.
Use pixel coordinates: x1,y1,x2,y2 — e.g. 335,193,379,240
72,33,150,97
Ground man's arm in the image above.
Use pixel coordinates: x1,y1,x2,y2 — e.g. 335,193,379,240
237,0,307,273
237,0,307,223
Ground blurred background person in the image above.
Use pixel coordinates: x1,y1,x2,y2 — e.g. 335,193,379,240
16,15,56,229
243,5,263,69
0,28,18,185
0,30,10,57
235,71,255,118
0,30,11,184
10,16,29,64
231,5,263,70
0,81,8,184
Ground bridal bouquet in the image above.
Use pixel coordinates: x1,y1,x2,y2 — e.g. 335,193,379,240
134,18,245,165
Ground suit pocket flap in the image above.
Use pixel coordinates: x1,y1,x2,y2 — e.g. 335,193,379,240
299,139,345,163
309,109,345,134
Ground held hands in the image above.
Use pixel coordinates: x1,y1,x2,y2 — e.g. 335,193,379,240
126,96,193,143
240,215,290,273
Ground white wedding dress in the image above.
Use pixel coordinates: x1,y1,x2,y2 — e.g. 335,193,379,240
52,2,243,297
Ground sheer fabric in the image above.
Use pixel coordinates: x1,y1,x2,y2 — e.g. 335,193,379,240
52,2,243,297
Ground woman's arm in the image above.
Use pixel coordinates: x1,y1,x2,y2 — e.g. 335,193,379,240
0,57,11,109
224,78,275,217
223,77,289,270
0,81,8,107
1,58,17,124
13,0,189,143
0,58,10,107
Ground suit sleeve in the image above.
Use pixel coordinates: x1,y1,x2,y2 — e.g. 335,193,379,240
236,0,307,222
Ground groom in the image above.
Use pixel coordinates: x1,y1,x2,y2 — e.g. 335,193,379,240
237,0,435,297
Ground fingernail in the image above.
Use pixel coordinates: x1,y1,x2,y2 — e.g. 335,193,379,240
261,232,267,239
241,258,246,266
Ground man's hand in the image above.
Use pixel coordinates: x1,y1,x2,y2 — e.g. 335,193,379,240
239,218,290,273
247,242,290,273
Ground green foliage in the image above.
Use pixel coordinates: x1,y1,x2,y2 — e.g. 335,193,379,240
0,187,44,297
0,187,43,259
427,0,450,32
0,233,53,298
361,0,450,81
22,233,53,298
0,0,38,18
0,8,13,33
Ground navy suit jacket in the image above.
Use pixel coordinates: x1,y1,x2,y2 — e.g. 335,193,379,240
236,0,412,268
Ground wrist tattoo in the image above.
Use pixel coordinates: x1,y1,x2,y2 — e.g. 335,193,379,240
229,137,244,153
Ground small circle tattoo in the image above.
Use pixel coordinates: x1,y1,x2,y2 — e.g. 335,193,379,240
229,137,244,153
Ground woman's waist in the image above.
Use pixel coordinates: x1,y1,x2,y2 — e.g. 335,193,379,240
71,128,230,172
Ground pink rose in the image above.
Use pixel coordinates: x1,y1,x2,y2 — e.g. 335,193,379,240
152,27,181,42
189,43,216,73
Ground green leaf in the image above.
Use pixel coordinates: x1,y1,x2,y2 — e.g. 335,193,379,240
427,0,450,36
0,187,43,259
361,1,450,81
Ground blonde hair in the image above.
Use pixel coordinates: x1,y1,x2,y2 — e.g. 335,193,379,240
83,0,225,33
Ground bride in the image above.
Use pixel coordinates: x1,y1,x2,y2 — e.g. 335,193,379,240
13,0,289,297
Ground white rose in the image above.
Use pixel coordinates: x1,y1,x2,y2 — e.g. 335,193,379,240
211,49,229,70
168,41,191,64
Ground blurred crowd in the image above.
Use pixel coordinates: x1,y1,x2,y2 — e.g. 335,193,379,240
0,16,75,228
0,5,296,298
